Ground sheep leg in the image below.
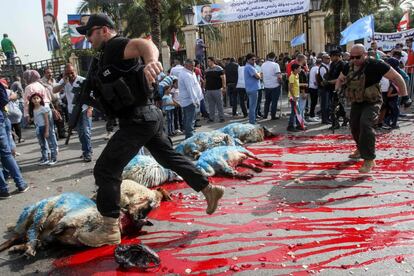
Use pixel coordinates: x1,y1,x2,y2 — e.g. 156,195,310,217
9,243,28,253
237,162,262,173
0,235,22,253
221,166,253,180
244,153,273,167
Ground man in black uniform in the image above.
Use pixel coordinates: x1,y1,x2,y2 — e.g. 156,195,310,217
76,14,224,247
335,44,408,173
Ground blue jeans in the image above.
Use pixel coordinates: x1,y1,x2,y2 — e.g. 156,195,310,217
256,89,263,116
36,125,58,161
76,110,92,158
5,52,15,65
4,117,15,151
246,90,258,124
0,121,27,193
182,103,196,139
165,109,175,135
263,86,281,118
320,87,331,123
288,99,298,127
18,101,28,128
298,95,307,120
200,99,208,118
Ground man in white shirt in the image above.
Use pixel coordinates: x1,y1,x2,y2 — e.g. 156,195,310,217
40,67,67,138
261,52,282,120
308,59,321,121
235,63,248,117
178,59,203,139
53,63,93,162
170,60,184,79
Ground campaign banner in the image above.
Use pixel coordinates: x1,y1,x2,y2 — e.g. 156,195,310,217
41,0,60,51
194,0,310,26
364,28,414,51
68,14,92,49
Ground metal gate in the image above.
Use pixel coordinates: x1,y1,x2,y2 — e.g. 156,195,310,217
0,57,66,81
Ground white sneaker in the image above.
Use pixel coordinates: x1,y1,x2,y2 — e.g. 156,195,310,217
38,160,50,166
48,159,58,166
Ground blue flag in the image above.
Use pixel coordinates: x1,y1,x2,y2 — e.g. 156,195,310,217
340,15,374,45
290,33,306,47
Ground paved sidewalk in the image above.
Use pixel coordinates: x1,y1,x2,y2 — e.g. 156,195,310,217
1,106,414,275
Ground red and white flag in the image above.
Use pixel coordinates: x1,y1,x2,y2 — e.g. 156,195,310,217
172,32,180,51
397,12,409,32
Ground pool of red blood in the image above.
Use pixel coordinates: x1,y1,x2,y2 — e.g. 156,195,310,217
51,133,414,275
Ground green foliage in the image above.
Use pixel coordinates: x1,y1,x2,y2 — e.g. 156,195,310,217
322,0,412,45
74,0,220,50
375,8,414,32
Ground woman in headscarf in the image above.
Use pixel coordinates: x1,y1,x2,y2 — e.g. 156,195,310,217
22,70,58,152
22,70,53,123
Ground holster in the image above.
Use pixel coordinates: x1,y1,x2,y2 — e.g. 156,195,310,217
100,77,136,112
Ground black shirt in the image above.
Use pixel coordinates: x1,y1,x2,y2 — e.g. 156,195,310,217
343,59,390,88
224,62,239,84
328,60,345,80
99,36,137,83
205,65,224,90
96,36,149,117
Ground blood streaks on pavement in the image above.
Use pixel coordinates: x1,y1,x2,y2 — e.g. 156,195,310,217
52,133,414,275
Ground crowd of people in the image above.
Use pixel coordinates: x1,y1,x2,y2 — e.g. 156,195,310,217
157,38,413,139
0,11,412,251
0,63,97,198
0,29,413,201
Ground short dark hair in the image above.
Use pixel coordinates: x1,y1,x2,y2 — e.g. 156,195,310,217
291,63,300,71
229,57,236,62
267,52,276,60
245,53,256,61
201,5,211,13
207,56,215,63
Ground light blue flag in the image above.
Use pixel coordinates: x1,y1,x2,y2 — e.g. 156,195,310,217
290,33,306,47
340,15,374,45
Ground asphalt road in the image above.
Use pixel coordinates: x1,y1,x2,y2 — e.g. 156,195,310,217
1,104,414,276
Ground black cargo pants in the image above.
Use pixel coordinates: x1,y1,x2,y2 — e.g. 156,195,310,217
94,105,209,218
349,101,381,160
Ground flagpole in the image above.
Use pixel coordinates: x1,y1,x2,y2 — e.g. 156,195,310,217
305,12,309,52
55,19,63,58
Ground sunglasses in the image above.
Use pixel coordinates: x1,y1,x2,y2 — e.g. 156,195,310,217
350,55,362,60
86,26,103,38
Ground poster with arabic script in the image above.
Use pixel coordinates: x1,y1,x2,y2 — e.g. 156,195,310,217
194,0,310,26
364,28,414,51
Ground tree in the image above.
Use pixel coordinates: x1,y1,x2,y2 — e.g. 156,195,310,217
322,0,384,45
76,0,214,50
375,6,414,32
145,0,161,49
